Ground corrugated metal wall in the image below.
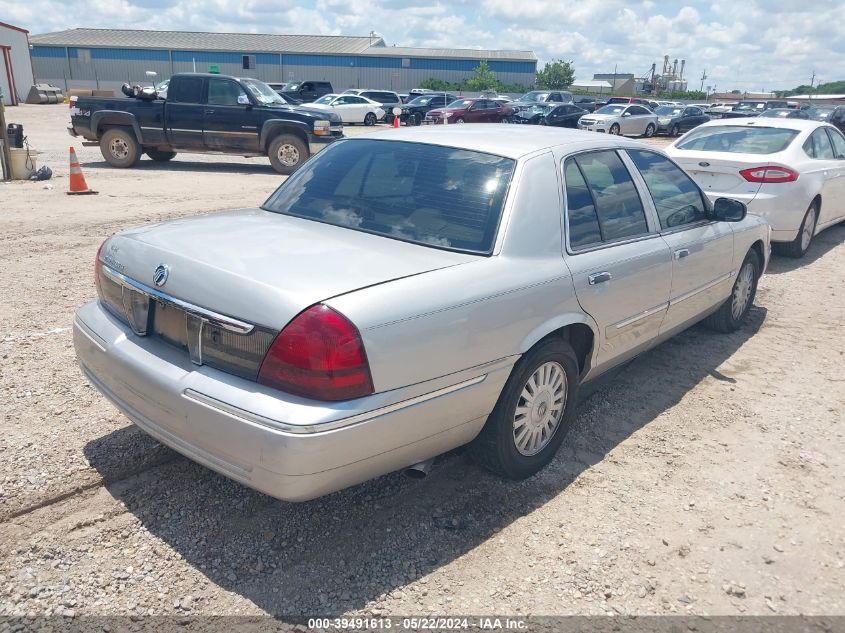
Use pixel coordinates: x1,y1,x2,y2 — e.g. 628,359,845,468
31,45,536,93
1,26,35,105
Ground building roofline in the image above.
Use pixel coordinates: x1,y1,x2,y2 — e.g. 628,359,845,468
0,21,30,34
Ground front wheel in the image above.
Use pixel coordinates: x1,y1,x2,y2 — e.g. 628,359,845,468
469,338,579,479
364,112,377,126
703,250,760,333
145,148,176,162
609,123,621,135
410,113,421,126
669,124,679,137
643,123,656,138
100,128,140,168
267,134,308,175
776,202,818,258
454,117,465,124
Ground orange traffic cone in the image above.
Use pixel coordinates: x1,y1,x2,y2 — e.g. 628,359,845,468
67,147,97,195
393,114,400,128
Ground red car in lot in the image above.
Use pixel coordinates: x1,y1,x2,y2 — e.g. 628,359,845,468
425,97,513,124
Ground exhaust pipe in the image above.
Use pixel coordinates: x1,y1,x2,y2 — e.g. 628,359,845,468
403,458,435,479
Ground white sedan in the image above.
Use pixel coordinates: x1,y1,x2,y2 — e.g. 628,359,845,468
666,118,845,257
308,94,386,125
578,104,658,137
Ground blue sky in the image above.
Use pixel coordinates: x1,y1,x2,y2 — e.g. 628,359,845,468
3,0,843,91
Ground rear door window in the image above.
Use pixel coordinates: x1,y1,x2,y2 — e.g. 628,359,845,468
168,77,203,103
563,150,649,248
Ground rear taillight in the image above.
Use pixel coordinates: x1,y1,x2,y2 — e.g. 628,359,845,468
739,166,799,183
257,304,374,401
94,239,106,298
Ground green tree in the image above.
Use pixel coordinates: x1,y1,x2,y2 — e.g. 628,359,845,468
419,77,458,91
465,60,500,91
535,60,575,90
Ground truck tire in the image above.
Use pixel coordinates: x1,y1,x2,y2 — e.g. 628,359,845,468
268,134,309,175
100,128,141,168
145,149,176,162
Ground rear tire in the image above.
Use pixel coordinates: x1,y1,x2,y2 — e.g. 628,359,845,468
145,148,176,162
703,250,760,333
100,128,140,168
364,112,377,126
469,338,579,479
267,134,308,175
775,202,818,258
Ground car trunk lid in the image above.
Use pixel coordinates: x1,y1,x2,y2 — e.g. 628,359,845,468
669,151,768,196
104,208,475,331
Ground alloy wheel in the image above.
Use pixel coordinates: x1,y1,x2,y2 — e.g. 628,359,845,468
109,138,130,160
801,208,817,252
512,361,567,457
731,261,755,320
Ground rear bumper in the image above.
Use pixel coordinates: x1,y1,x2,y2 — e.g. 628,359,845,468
702,188,807,243
74,300,508,501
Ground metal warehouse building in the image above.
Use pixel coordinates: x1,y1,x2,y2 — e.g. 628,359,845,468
29,28,537,94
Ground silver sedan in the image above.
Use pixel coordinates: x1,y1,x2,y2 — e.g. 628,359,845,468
74,126,770,501
578,104,658,137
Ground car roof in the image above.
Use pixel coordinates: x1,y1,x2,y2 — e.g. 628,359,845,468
357,125,648,160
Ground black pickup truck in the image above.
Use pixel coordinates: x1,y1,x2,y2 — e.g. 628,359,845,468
68,73,343,174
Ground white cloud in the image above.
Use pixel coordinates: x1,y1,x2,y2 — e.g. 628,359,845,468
2,0,842,91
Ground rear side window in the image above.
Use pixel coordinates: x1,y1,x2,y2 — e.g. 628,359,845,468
563,151,649,249
827,128,845,159
803,128,835,159
676,126,799,154
168,77,203,103
627,150,708,229
262,139,514,255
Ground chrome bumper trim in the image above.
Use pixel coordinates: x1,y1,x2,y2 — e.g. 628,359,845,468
183,374,488,435
100,264,255,334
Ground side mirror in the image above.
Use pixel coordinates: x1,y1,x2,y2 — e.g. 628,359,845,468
622,112,632,117
237,94,250,106
713,197,747,222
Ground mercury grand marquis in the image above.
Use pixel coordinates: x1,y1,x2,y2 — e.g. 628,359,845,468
74,126,771,501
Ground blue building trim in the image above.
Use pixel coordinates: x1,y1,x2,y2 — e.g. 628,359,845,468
30,45,536,74
31,46,66,58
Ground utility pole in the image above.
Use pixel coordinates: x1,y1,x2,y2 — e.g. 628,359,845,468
700,69,707,93
810,71,816,102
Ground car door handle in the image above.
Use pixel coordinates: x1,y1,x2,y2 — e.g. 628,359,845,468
588,271,612,285
204,109,215,115
675,248,690,260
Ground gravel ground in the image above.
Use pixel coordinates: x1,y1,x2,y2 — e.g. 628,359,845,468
1,104,843,619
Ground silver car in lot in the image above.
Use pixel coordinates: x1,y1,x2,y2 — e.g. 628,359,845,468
74,126,770,501
578,104,659,137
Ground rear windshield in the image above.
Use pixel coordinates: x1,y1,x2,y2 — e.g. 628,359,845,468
596,105,625,115
675,126,799,154
262,139,515,254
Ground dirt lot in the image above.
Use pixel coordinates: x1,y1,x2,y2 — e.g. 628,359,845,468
1,104,843,619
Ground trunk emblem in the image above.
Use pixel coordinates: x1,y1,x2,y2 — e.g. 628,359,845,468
153,264,170,287
698,161,710,167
